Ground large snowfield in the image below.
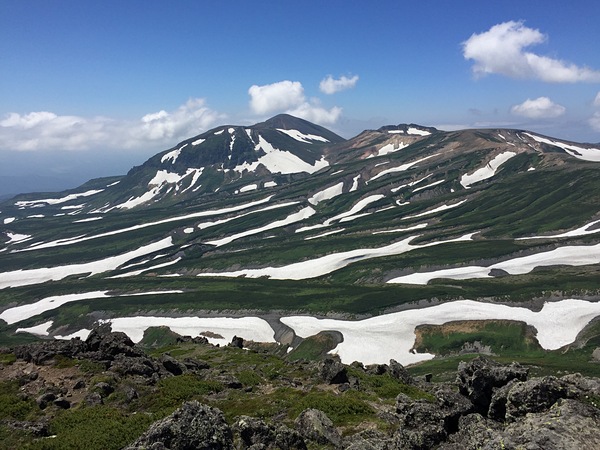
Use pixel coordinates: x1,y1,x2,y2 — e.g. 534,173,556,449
14,298,600,367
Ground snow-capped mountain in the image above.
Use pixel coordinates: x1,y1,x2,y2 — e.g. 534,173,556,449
1,114,599,359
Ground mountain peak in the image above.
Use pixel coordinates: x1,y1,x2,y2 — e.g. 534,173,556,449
377,124,438,136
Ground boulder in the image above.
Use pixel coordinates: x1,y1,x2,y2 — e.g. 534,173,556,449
389,359,414,385
233,415,306,450
318,358,348,384
456,356,528,415
229,335,244,349
343,429,394,450
124,401,233,450
487,399,600,450
295,408,341,447
160,354,187,376
489,376,578,421
394,393,447,449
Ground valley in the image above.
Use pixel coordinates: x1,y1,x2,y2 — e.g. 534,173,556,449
1,114,600,374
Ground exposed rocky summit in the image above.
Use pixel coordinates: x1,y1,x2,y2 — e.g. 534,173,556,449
2,331,600,450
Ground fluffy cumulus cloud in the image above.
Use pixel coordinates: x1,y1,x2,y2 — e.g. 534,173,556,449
248,80,342,124
0,98,224,152
319,75,359,94
248,81,305,115
510,97,566,119
463,21,600,83
594,92,600,107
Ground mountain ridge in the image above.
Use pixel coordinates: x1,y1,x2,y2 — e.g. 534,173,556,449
0,114,599,373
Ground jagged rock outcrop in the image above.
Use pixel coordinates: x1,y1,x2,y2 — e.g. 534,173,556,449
318,358,348,385
4,333,600,450
125,401,234,450
294,408,341,447
456,356,528,414
233,415,306,450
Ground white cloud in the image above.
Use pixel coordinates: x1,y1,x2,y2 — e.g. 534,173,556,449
0,98,224,152
319,75,359,94
590,112,600,132
594,92,600,107
463,21,600,83
510,97,566,119
248,80,342,125
248,81,305,115
288,101,342,125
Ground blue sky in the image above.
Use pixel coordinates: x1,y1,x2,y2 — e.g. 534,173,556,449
1,1,600,195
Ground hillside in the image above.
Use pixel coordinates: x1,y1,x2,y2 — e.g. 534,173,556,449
1,327,600,449
1,114,600,372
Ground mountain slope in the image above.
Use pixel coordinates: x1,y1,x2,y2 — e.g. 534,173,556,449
1,115,599,368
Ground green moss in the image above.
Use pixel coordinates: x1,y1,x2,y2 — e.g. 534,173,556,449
30,406,156,450
0,381,39,421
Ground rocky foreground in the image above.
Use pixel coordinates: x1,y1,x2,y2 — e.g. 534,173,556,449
2,328,600,449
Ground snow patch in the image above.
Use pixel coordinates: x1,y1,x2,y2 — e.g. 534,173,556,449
388,242,600,285
5,232,30,243
14,189,104,208
460,151,517,188
304,229,344,240
206,205,315,247
103,316,276,346
239,184,258,193
0,237,173,290
402,200,467,220
73,217,103,223
16,321,54,336
524,133,600,162
373,142,409,157
349,175,360,192
277,128,329,143
308,182,344,205
407,127,431,136
369,154,436,183
233,135,329,175
281,299,600,365
198,233,472,280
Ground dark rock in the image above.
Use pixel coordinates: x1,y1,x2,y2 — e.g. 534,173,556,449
490,376,578,421
84,392,103,406
319,358,348,384
160,354,187,376
73,379,86,390
394,393,447,449
343,429,394,449
36,392,56,409
229,335,244,349
456,356,528,415
433,385,474,433
109,354,162,378
488,399,600,450
93,382,114,398
53,397,71,409
389,359,413,385
365,363,388,375
6,419,50,437
14,339,86,365
124,386,139,403
177,335,210,345
233,415,306,450
438,413,501,450
182,357,210,371
124,401,233,450
98,331,142,358
295,408,341,447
